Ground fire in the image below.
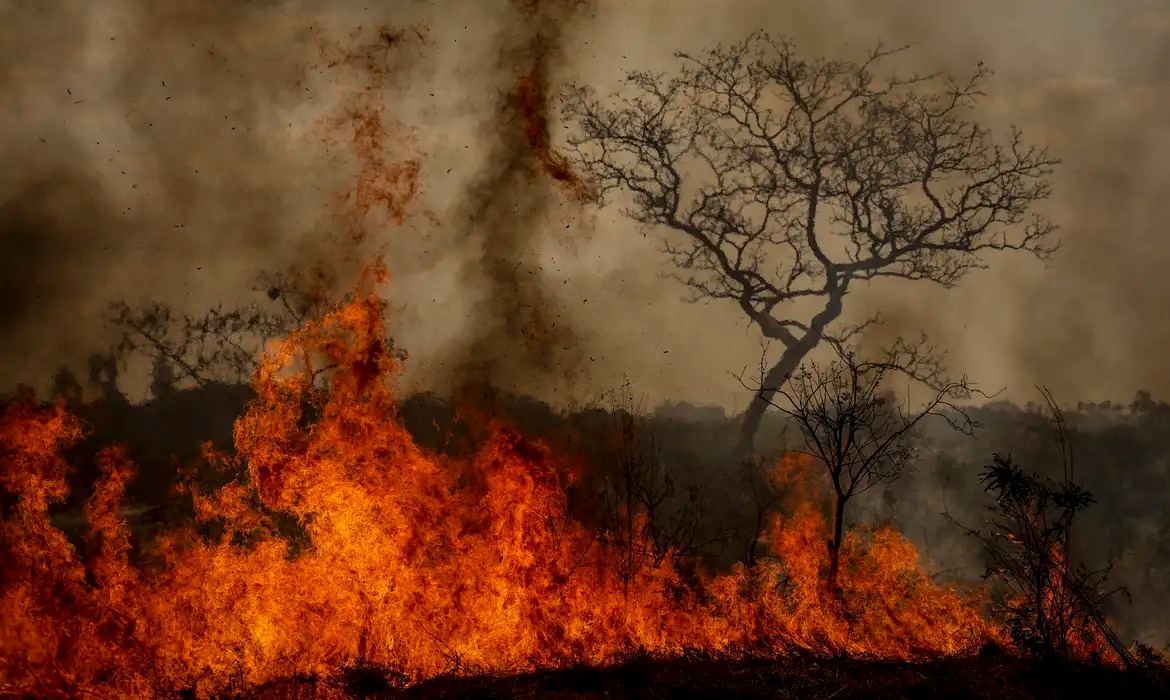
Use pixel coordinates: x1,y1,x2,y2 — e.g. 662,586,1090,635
513,71,594,200
1,266,999,698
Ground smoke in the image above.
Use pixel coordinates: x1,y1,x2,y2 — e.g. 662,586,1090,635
0,0,428,395
542,0,1170,411
0,0,604,403
441,0,597,403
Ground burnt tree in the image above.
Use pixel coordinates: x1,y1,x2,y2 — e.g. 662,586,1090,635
563,33,1058,454
597,381,721,583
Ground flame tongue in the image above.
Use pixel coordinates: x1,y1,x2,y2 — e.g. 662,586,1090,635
0,276,998,698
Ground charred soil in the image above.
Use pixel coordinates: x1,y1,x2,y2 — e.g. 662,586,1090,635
242,653,1170,700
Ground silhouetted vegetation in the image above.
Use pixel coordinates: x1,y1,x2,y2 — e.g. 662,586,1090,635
593,381,725,583
948,391,1132,666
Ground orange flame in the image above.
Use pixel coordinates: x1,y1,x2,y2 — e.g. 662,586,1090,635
1,268,1000,698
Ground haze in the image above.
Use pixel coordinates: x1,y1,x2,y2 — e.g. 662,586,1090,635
2,0,1168,412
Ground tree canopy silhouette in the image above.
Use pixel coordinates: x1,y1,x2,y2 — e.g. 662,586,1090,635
563,32,1059,453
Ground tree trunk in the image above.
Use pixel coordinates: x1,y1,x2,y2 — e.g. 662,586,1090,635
733,289,845,458
734,339,819,458
826,491,846,593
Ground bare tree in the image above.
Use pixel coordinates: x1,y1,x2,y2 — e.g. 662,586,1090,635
598,381,722,583
107,267,362,392
746,341,981,592
563,32,1058,455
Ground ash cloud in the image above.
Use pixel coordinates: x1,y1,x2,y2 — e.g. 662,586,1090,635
0,0,604,405
0,173,120,383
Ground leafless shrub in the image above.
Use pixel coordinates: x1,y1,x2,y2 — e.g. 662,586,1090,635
597,380,723,583
743,340,983,591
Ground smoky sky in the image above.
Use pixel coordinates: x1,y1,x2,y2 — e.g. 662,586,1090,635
4,0,1170,412
550,0,1170,412
0,0,431,396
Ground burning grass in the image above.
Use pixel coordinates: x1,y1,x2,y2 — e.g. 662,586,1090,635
2,266,1023,699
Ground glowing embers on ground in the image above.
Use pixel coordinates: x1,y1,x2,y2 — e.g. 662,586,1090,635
0,269,997,698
